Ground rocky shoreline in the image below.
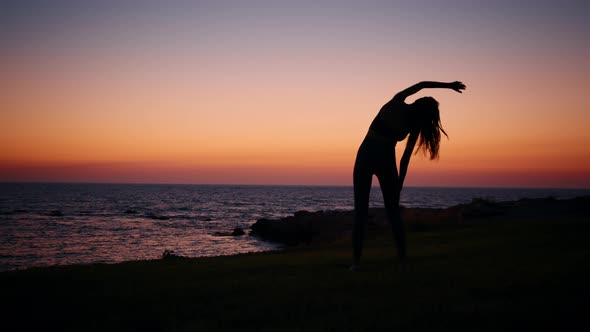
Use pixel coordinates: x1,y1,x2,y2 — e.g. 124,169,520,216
249,196,590,246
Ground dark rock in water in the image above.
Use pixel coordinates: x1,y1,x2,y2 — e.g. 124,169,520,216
231,227,245,236
48,210,64,217
148,214,170,220
213,227,246,237
124,209,138,214
161,250,184,260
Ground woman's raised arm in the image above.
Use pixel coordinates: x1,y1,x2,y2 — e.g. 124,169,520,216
393,81,466,101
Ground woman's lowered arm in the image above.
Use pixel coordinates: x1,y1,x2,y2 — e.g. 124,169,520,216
398,132,419,192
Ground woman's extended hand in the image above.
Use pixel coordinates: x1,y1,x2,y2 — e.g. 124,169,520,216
449,81,466,93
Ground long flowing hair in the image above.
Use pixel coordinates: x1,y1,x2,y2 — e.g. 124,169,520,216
413,97,448,160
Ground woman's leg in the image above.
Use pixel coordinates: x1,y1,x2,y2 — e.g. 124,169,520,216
353,160,372,266
376,170,406,260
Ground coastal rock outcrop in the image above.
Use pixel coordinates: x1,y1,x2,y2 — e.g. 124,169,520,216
249,196,590,246
251,210,357,246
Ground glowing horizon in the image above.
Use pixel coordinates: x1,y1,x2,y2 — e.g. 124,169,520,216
1,1,589,188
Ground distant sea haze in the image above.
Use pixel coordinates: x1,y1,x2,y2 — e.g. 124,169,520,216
1,183,589,271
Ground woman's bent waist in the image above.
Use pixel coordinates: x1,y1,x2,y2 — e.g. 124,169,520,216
364,129,396,145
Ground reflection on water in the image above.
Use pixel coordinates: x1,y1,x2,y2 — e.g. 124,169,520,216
1,213,279,271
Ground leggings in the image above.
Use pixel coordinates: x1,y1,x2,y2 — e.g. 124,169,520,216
353,138,406,261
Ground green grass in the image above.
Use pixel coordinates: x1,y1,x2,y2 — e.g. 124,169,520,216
3,215,589,331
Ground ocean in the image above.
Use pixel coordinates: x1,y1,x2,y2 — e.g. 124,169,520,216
1,182,588,271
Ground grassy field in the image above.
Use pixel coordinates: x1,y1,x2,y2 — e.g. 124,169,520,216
3,214,588,331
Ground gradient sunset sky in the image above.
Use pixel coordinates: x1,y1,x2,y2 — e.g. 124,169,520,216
1,0,589,187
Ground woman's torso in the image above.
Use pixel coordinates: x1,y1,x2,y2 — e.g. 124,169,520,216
367,99,411,143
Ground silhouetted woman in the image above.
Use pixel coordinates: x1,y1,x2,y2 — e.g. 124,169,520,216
352,81,466,270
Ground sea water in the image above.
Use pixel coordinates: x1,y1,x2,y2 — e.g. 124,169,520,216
1,183,588,271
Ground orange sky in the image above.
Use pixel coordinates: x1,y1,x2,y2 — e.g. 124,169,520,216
1,1,589,187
